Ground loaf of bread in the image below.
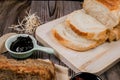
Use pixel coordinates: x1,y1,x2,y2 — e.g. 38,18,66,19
0,55,55,80
51,0,120,51
83,0,120,29
52,23,105,51
66,10,107,41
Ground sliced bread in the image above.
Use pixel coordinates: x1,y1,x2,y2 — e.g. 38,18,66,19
83,0,120,29
66,10,107,41
52,23,105,51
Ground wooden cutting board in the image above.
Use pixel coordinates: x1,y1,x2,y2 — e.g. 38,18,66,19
35,15,120,75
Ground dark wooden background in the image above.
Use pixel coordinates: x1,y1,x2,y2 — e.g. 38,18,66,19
0,1,120,80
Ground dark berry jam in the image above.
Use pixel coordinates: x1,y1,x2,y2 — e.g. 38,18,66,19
10,36,33,52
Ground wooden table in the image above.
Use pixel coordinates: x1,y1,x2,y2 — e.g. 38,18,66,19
0,1,120,80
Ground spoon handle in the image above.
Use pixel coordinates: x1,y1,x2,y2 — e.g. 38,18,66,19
34,45,54,54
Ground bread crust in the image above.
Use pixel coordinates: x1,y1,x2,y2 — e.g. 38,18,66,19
0,56,56,80
97,0,120,10
83,0,120,29
66,20,107,41
52,26,105,51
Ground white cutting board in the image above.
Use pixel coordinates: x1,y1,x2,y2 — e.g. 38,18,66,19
35,15,120,75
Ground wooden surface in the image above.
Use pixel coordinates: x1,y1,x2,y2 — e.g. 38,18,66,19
35,15,120,75
0,1,120,80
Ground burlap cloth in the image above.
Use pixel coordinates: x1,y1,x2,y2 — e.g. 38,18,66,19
55,64,69,80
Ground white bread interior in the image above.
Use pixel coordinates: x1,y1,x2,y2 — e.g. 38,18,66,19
52,23,104,51
66,10,107,41
83,0,120,29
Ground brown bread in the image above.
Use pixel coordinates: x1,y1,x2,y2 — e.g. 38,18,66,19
0,55,56,80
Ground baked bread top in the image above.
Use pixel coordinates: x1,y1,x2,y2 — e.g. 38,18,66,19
0,55,56,80
83,0,120,29
96,0,120,10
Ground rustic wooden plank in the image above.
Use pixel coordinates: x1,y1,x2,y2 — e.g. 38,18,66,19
0,1,31,35
100,73,108,80
0,1,118,80
63,1,82,15
30,1,51,60
101,62,120,80
0,0,31,58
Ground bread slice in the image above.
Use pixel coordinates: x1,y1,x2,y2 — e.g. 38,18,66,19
83,0,120,29
0,55,55,80
52,23,105,51
66,10,107,41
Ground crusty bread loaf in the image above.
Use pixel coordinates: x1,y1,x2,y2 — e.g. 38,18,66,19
83,0,120,29
52,23,105,51
0,55,55,80
51,0,120,51
66,10,107,41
